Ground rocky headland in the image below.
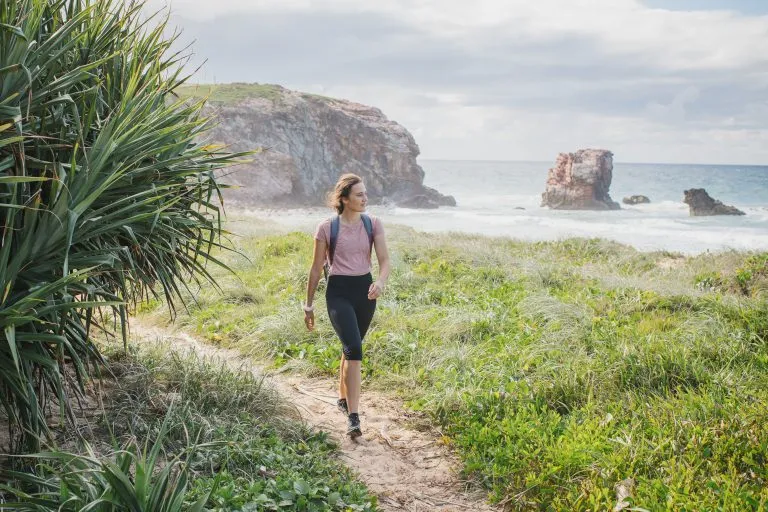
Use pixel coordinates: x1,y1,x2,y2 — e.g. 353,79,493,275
182,83,455,209
541,149,620,210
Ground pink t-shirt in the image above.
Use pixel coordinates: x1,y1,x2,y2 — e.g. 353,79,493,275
314,215,384,276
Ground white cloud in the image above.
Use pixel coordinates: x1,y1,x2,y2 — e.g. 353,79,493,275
150,0,768,70
145,0,768,164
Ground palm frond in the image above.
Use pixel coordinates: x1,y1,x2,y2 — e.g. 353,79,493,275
0,0,251,453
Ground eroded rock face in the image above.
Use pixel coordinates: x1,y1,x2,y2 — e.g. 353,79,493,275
541,149,620,210
683,188,745,216
203,85,455,208
623,195,651,205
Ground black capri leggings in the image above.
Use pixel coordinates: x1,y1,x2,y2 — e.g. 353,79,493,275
326,273,377,361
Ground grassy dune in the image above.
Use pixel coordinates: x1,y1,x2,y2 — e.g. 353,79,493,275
143,221,768,511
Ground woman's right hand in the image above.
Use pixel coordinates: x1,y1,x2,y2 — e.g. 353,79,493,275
304,310,315,331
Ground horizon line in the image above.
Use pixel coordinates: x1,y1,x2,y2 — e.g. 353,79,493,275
419,158,768,167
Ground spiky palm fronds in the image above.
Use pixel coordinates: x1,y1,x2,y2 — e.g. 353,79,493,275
0,0,248,452
0,409,218,511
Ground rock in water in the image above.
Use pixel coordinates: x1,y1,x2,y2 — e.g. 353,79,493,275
623,195,651,205
541,149,620,210
198,84,455,208
398,193,450,209
683,188,745,216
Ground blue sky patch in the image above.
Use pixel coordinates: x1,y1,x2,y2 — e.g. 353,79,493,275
643,0,768,15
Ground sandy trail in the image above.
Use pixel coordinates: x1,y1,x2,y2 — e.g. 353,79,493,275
132,322,497,512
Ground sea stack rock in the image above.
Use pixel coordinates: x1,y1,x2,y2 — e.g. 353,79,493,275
623,195,651,205
195,83,455,208
683,189,745,216
541,149,620,210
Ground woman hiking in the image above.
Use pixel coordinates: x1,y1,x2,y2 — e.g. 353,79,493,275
304,174,391,438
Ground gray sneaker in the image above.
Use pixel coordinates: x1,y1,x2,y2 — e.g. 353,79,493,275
337,398,348,415
347,413,362,438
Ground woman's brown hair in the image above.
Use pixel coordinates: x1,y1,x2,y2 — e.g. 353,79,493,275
327,173,362,214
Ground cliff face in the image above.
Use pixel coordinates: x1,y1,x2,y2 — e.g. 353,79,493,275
200,85,455,208
541,149,620,210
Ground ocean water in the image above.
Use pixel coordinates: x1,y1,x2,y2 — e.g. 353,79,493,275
380,160,768,254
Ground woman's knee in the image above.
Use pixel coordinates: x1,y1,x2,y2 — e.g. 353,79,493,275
343,342,363,361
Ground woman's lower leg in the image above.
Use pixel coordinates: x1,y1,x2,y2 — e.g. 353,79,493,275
338,353,347,399
345,360,362,414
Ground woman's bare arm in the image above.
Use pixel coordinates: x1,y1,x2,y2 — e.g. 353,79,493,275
305,238,327,330
368,232,391,299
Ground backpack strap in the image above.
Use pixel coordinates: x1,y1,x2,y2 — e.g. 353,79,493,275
361,214,375,253
323,216,339,280
328,214,340,264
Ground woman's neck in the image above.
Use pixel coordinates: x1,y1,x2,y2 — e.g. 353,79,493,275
340,209,361,224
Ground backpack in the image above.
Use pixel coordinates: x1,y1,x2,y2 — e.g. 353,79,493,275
323,214,375,279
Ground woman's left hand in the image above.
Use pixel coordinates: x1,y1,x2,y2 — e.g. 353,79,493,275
304,310,315,331
368,281,384,300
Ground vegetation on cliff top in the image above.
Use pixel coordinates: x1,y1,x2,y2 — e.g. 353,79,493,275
176,82,342,106
175,83,287,104
143,221,768,511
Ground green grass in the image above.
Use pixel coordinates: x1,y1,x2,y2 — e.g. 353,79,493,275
142,223,768,511
175,83,286,104
1,341,376,511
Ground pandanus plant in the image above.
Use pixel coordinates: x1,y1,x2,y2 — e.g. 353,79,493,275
0,0,247,454
0,408,221,511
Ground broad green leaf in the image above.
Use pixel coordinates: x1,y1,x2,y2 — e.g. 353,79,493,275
293,480,311,496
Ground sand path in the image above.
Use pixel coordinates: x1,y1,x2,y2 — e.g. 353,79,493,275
132,322,497,512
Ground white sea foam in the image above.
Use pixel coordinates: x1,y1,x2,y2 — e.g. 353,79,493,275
234,161,768,255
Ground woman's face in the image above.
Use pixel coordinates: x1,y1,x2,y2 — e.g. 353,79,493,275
343,182,368,212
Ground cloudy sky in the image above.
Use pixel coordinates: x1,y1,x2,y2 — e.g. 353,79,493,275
146,0,768,164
